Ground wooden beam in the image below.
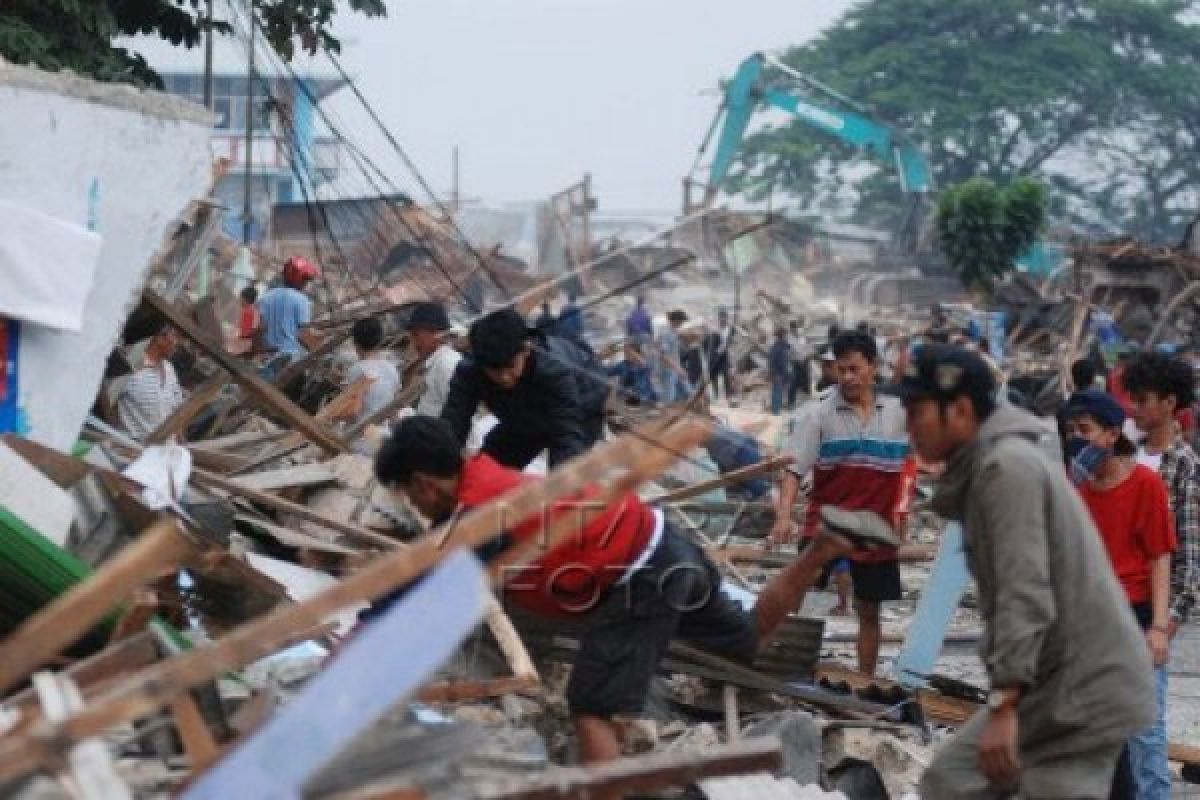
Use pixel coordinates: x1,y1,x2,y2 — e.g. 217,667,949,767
0,417,711,782
654,456,792,504
480,737,781,800
272,327,353,389
170,693,220,772
484,595,539,682
143,290,347,455
0,518,193,696
145,374,225,445
230,375,381,475
193,467,400,551
229,462,339,492
4,632,160,717
813,663,1200,767
346,378,424,439
416,675,540,704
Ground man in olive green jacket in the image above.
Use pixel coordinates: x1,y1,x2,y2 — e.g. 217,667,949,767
895,346,1154,799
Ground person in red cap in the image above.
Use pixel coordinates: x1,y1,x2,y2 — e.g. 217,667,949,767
259,256,322,359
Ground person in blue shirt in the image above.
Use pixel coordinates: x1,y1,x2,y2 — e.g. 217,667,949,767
608,340,657,407
556,293,585,342
625,295,653,346
258,256,322,360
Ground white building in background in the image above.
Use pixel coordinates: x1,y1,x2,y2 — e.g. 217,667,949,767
130,33,348,244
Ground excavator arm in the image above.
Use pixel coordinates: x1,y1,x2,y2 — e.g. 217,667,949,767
692,52,933,252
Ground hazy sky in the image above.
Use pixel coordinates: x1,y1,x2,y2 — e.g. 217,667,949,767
320,0,858,211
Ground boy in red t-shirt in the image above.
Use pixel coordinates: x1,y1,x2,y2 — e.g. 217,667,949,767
372,416,892,765
238,286,260,345
1064,389,1175,799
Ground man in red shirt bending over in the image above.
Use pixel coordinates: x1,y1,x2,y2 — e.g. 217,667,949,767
1063,389,1175,799
373,415,896,765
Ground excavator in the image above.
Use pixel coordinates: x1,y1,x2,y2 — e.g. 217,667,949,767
685,51,935,258
685,52,1060,283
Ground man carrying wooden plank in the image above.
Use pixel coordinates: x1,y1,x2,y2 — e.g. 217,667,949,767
896,345,1155,800
372,415,895,766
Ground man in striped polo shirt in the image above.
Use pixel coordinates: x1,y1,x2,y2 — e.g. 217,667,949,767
771,329,916,676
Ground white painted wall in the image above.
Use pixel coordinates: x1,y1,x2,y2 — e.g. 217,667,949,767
0,61,213,451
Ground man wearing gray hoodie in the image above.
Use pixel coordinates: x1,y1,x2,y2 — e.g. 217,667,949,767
895,345,1155,799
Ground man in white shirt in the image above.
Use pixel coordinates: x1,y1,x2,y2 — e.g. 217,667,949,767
342,317,400,425
117,322,184,441
406,302,462,417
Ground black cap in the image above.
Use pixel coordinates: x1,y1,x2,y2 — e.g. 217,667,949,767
405,302,450,332
891,344,995,403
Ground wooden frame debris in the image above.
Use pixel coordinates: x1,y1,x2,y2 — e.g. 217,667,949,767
479,737,781,800
0,416,711,782
143,290,347,455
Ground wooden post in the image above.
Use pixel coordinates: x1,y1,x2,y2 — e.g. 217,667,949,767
143,290,347,455
0,518,193,696
0,418,711,781
723,685,740,743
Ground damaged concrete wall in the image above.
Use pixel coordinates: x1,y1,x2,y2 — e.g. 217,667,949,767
0,60,214,450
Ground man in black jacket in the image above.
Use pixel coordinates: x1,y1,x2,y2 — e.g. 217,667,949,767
441,308,610,469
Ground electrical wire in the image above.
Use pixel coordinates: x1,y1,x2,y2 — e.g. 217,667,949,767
220,3,772,481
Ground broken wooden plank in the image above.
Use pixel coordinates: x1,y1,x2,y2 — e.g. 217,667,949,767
170,692,220,772
189,430,289,454
34,672,133,800
145,373,225,445
143,290,347,455
654,456,792,504
234,514,359,556
346,378,424,439
4,631,161,720
480,737,781,800
229,462,339,492
230,376,376,475
194,467,399,551
181,551,490,800
272,326,353,389
0,417,712,783
416,675,540,704
0,518,193,695
485,595,540,683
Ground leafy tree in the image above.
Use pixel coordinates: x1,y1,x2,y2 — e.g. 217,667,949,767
935,177,1046,291
0,0,384,87
724,0,1200,243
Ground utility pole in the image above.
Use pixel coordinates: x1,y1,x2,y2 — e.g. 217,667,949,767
242,7,255,245
451,146,460,213
202,0,214,110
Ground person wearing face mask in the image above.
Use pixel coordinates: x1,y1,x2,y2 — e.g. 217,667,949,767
1062,389,1176,800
